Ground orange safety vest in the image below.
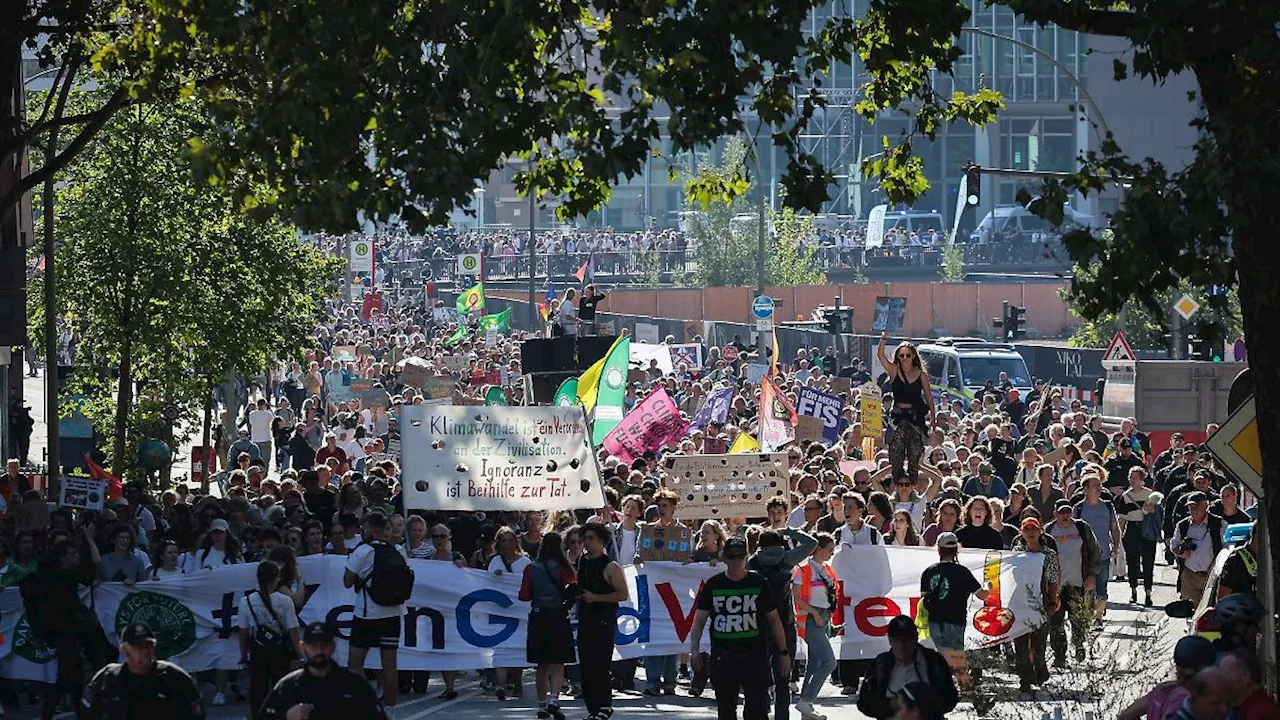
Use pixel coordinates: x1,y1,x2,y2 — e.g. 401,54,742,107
793,561,838,640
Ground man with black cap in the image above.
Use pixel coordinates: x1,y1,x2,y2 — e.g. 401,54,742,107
856,615,958,719
688,537,791,720
80,621,204,719
260,621,388,720
1170,491,1224,602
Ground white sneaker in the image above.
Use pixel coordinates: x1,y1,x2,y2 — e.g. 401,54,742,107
795,700,826,720
789,681,800,694
211,692,227,707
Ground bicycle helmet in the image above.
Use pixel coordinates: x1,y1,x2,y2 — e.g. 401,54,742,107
1214,593,1264,627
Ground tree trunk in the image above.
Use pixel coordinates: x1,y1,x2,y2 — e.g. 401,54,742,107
112,335,133,473
1200,59,1280,662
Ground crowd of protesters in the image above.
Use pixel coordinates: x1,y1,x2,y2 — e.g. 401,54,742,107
0,278,1272,720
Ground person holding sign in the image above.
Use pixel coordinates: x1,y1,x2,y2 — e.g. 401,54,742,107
876,332,935,486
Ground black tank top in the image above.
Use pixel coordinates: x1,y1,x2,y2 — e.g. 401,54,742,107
576,554,617,615
891,371,925,406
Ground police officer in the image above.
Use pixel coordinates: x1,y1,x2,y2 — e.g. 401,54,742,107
260,621,388,720
80,621,204,719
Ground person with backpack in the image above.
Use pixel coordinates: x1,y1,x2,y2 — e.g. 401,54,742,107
918,532,989,695
238,561,301,720
748,526,817,720
343,511,415,708
517,530,577,720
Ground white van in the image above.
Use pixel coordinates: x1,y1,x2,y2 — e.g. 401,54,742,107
916,338,1034,405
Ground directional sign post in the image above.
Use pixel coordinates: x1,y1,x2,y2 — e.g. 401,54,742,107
1205,396,1264,499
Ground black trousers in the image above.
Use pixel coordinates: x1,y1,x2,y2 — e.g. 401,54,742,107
248,643,292,720
1123,528,1157,592
578,611,616,715
711,649,772,720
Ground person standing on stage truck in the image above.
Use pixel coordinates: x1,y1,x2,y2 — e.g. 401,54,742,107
689,537,792,720
259,621,388,720
579,284,606,336
79,621,205,719
575,522,630,720
342,512,414,708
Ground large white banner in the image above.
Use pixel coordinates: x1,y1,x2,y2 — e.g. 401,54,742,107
399,405,604,511
0,549,1046,679
830,545,1046,659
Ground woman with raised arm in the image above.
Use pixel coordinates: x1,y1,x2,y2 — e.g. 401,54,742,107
877,332,935,485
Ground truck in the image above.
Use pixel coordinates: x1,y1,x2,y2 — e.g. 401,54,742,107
1101,360,1245,456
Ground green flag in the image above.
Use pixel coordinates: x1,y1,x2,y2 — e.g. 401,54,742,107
478,307,512,333
485,386,508,406
444,326,467,346
456,282,485,314
552,377,579,407
590,335,630,445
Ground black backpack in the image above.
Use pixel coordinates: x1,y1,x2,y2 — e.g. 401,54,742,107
361,541,415,608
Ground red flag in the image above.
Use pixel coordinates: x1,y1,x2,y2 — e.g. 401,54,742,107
574,257,590,282
86,455,124,500
759,375,797,451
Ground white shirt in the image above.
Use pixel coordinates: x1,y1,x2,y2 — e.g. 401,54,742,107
561,302,578,335
181,546,237,572
151,566,185,581
487,554,532,578
344,541,407,620
248,409,275,443
837,523,881,549
895,497,927,531
238,590,300,635
617,525,640,567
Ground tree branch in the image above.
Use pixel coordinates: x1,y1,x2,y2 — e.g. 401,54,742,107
998,0,1135,38
0,85,131,222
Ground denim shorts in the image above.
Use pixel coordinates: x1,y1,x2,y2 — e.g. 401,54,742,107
929,621,966,651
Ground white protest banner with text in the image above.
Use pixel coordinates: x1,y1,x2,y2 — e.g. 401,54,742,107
1,550,1044,679
400,405,603,511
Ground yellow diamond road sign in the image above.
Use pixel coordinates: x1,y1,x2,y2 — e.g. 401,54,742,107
1205,396,1264,499
1174,294,1200,321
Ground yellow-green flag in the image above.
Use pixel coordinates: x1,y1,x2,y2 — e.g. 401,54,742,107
577,334,628,412
730,432,761,454
456,283,485,314
590,335,630,445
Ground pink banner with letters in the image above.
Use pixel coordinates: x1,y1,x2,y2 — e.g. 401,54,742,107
602,387,688,464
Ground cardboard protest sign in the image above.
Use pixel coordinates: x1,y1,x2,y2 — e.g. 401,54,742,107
796,415,826,443
662,453,788,520
400,406,603,510
442,355,470,375
637,524,694,563
831,377,853,395
350,379,376,394
358,388,391,409
325,373,351,403
420,376,454,401
59,476,106,511
796,387,844,444
399,357,433,389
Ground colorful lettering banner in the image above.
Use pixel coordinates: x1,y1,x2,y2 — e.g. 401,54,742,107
0,549,1047,680
400,406,604,511
601,387,688,465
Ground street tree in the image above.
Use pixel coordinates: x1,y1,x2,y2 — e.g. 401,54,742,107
52,92,336,474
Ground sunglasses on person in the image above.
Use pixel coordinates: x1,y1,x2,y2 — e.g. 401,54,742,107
895,481,913,487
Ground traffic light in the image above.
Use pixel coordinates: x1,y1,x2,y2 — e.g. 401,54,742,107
964,163,982,207
826,307,852,334
1192,321,1224,362
827,309,841,335
993,299,1008,338
1007,305,1027,340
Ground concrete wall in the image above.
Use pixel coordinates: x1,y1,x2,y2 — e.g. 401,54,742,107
493,281,1077,338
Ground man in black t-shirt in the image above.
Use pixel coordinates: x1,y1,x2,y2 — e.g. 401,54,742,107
690,538,791,720
579,284,605,336
919,532,988,692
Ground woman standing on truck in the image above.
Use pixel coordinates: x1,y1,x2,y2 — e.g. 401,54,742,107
878,332,936,484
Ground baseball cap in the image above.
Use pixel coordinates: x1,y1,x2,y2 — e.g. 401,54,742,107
1054,500,1074,513
121,621,157,645
886,615,917,639
1185,491,1208,505
936,532,960,549
209,518,230,533
302,621,334,645
724,538,748,556
1173,635,1216,668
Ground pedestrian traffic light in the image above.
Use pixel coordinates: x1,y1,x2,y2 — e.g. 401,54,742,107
964,163,982,207
992,299,1008,338
1007,305,1027,340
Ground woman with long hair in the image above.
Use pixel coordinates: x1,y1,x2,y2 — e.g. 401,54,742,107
517,531,576,720
237,561,300,720
922,499,961,547
490,527,532,700
332,483,366,525
956,496,1006,550
885,510,923,546
150,540,186,580
689,520,727,563
403,514,435,559
793,533,839,720
430,524,467,699
877,333,935,483
866,491,895,534
266,545,306,610
300,519,326,556
1,529,39,587
181,518,243,572
1119,467,1161,606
